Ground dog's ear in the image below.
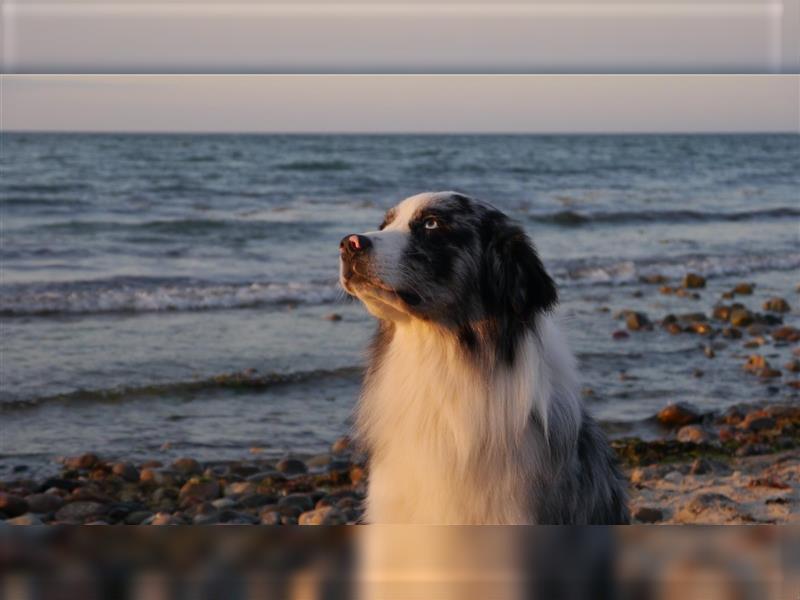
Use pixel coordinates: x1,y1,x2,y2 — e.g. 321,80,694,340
480,213,558,322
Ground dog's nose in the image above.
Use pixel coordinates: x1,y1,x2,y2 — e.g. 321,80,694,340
340,234,372,255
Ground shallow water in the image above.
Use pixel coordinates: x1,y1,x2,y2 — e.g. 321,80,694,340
1,132,798,474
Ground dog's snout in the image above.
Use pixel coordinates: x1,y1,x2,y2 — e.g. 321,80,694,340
340,234,372,256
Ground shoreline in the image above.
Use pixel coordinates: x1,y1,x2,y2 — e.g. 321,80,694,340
1,402,797,525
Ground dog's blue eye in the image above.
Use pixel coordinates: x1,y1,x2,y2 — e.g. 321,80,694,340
423,217,439,230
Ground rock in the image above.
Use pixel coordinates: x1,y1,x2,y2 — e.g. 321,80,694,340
732,283,754,295
722,327,742,339
664,323,683,335
739,413,776,432
299,506,347,525
682,273,706,289
324,313,342,322
773,326,800,342
743,355,769,374
612,330,629,340
759,368,782,379
687,322,713,336
224,481,257,497
193,512,221,525
677,493,752,524
663,471,684,484
786,360,800,373
306,454,332,468
712,305,732,321
735,443,770,457
678,312,707,323
349,466,366,486
179,478,220,504
331,436,352,454
677,425,709,444
111,462,140,482
0,493,29,518
63,453,100,471
276,458,307,476
124,510,153,525
139,468,179,487
689,458,712,475
277,493,314,512
24,493,64,514
281,515,298,525
632,506,663,523
172,457,202,475
6,513,44,525
625,311,652,331
55,501,109,523
260,511,281,525
211,498,237,510
237,494,277,509
703,345,715,358
149,512,180,526
641,274,668,285
763,297,791,313
656,402,702,427
729,309,754,327
660,285,676,295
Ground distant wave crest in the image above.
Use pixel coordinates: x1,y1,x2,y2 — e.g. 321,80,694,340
0,277,343,316
530,206,800,227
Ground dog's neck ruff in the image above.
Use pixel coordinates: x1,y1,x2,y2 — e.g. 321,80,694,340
358,316,582,524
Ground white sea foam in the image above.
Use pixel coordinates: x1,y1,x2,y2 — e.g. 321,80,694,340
0,280,343,316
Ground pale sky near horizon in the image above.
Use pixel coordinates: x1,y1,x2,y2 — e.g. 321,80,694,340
2,75,798,134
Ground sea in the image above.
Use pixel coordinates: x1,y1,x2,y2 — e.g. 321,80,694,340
1,132,798,475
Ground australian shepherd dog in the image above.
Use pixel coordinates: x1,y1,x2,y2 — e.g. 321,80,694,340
339,191,629,524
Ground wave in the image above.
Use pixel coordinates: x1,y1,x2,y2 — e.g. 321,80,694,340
529,207,800,227
277,160,353,171
558,251,800,285
0,366,362,411
0,277,343,316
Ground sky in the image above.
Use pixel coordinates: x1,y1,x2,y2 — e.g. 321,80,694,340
2,75,799,134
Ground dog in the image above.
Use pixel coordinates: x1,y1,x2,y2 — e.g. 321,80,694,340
339,191,629,524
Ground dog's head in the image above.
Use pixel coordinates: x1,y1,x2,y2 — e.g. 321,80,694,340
340,192,557,361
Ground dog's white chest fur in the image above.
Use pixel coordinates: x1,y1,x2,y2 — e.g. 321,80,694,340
358,319,574,524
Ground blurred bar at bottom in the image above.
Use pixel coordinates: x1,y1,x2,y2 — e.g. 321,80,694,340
0,526,797,600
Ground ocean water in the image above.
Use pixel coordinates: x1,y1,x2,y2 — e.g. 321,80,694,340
1,132,798,474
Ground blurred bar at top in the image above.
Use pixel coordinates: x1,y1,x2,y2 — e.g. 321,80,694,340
1,0,798,73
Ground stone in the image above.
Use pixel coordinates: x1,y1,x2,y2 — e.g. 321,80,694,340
331,436,352,454
729,309,754,327
689,458,712,475
677,425,709,444
641,274,668,284
299,506,347,525
703,345,715,358
763,297,791,313
676,493,752,524
739,413,776,432
24,493,64,514
743,355,769,374
759,368,782,379
306,454,332,468
712,305,732,321
349,466,366,486
0,493,29,518
773,326,800,342
787,359,800,373
682,273,706,289
732,283,754,295
625,311,652,331
664,323,683,335
260,511,281,525
612,330,629,340
172,457,202,475
735,443,770,457
324,313,342,321
663,471,684,484
139,468,179,487
211,498,237,510
276,458,308,476
224,481,257,497
63,453,100,471
179,479,220,504
656,402,702,427
632,506,663,523
277,493,314,512
149,512,180,526
55,501,109,523
687,322,713,336
6,513,44,525
722,327,742,339
111,462,139,482
124,510,153,525
237,494,277,509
